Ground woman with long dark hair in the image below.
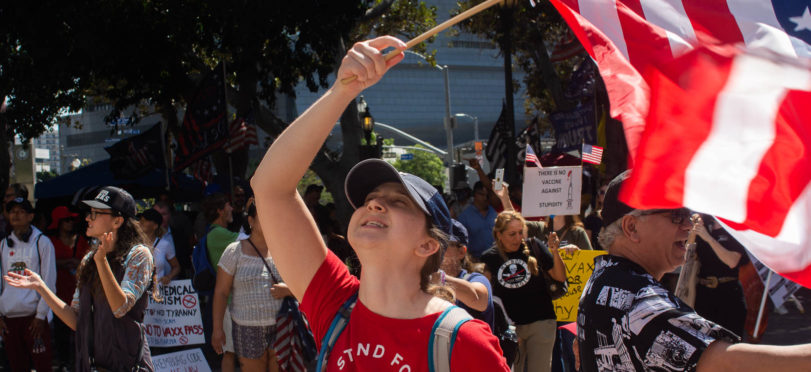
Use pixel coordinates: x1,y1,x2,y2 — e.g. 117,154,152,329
251,36,509,371
4,186,156,371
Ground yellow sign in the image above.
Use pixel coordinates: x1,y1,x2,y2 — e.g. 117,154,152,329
553,250,607,322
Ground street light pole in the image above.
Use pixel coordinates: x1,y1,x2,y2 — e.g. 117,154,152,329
442,66,454,167
403,50,454,186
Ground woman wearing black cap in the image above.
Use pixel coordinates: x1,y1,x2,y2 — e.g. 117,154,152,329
4,186,156,371
251,36,508,371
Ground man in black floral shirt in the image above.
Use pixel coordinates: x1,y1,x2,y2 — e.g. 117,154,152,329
577,170,811,372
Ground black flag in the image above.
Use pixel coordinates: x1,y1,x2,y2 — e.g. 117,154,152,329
485,102,510,171
105,122,165,179
174,64,229,171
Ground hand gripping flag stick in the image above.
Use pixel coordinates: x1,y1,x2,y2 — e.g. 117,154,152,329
341,0,505,85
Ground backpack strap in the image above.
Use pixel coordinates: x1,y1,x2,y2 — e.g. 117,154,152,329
428,305,473,372
316,292,358,372
36,234,42,269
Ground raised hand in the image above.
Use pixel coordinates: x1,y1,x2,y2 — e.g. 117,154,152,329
94,231,115,260
4,269,44,291
692,214,710,240
335,36,407,96
547,232,560,251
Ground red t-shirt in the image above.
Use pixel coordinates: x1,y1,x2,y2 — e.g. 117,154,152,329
50,234,90,302
301,252,510,371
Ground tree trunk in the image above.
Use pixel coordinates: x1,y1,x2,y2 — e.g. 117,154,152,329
0,117,9,198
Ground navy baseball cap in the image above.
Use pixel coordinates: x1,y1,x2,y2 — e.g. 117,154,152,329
449,219,468,246
139,208,163,225
82,186,137,218
6,197,33,213
345,159,452,236
602,170,635,227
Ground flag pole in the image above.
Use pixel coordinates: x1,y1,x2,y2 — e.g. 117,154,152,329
160,120,170,191
222,62,234,195
753,270,772,337
341,0,503,84
580,138,585,167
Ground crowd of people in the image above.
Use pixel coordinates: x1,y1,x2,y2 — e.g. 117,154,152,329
1,35,809,372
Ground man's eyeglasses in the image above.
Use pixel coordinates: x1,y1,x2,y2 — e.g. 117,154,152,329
639,208,693,225
88,210,117,221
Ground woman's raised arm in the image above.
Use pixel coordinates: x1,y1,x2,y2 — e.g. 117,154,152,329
251,36,406,299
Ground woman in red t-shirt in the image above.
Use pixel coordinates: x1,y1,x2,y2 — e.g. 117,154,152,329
252,36,509,371
47,205,89,369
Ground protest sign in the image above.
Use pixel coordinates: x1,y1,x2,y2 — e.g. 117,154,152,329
550,105,596,152
152,348,211,372
747,252,801,309
553,250,606,322
144,279,205,347
522,166,582,217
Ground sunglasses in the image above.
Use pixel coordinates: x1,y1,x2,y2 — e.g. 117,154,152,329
88,210,117,221
639,208,693,225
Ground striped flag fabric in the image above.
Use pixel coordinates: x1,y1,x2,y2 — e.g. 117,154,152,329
224,116,258,153
548,0,811,162
620,45,811,287
581,144,603,165
525,144,543,168
174,64,229,171
273,298,310,372
485,102,510,171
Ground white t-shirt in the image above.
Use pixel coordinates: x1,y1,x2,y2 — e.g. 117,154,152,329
217,240,283,326
152,236,176,279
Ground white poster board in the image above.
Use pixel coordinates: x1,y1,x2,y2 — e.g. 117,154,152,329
522,166,582,217
144,279,205,347
152,348,211,372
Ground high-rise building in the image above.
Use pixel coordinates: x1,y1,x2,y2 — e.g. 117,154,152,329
33,128,60,174
293,0,530,159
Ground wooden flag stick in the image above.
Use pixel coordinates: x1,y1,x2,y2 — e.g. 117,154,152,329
341,0,505,84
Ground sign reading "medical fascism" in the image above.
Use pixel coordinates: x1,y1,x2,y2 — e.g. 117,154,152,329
144,279,205,347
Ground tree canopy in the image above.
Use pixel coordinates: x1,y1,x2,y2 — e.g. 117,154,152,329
1,0,439,227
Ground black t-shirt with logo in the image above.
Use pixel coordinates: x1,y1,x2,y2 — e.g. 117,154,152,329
696,227,748,278
577,255,739,372
480,238,556,325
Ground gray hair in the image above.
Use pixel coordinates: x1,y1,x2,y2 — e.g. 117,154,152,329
598,209,646,250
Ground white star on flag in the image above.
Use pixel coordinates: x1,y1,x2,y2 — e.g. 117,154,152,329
790,7,811,32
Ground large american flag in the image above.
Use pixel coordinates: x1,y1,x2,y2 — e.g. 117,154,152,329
549,0,811,163
550,0,811,287
621,46,811,287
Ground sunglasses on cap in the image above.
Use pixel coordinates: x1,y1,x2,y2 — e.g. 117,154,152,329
638,208,693,225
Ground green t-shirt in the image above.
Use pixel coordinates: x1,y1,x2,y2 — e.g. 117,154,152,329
207,224,239,265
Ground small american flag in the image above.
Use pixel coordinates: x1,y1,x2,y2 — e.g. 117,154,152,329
581,144,603,165
525,144,543,168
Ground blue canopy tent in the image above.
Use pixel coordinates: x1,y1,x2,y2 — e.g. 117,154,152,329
35,159,203,202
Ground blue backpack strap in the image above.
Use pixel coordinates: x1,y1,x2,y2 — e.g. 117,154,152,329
316,292,358,372
428,305,473,372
